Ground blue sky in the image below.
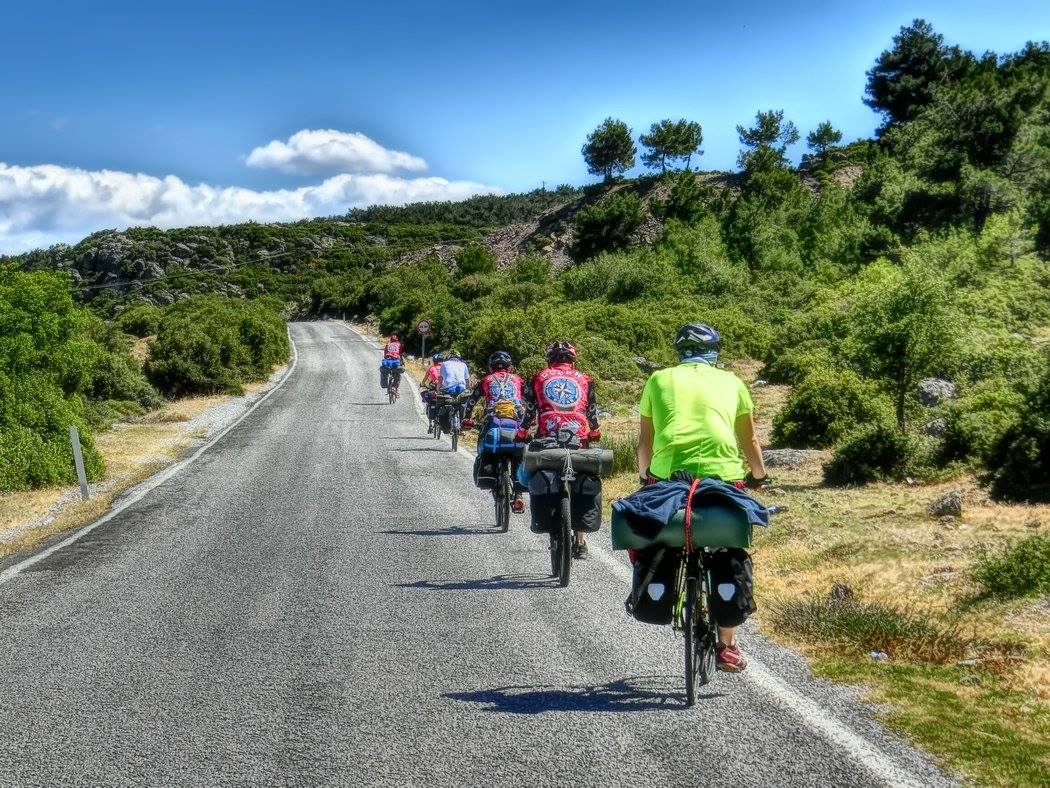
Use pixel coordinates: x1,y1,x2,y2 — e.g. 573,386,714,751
1,0,1048,252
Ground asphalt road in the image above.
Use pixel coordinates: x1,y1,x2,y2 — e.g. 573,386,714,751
0,321,952,786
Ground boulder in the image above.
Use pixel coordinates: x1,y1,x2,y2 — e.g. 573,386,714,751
634,357,662,374
928,490,963,518
922,417,947,437
762,448,822,469
917,378,957,406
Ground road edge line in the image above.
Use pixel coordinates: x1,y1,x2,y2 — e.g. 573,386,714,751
0,327,300,587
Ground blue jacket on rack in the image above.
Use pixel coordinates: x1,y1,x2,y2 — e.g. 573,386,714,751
612,476,769,536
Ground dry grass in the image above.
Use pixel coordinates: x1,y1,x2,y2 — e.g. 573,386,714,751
0,380,273,559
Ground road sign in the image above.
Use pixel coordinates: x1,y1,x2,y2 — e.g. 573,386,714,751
417,319,431,335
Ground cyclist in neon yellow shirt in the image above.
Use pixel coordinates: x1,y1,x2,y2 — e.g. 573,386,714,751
637,323,768,673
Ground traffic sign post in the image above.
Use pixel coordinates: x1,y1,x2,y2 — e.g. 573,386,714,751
417,319,431,360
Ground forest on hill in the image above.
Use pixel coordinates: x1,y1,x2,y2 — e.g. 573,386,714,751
3,19,1048,502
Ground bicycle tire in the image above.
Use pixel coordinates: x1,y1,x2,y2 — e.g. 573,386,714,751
451,426,459,452
684,567,699,706
697,569,718,687
497,464,511,532
557,491,572,587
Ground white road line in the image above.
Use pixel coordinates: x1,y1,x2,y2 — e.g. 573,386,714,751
344,320,922,787
0,329,300,587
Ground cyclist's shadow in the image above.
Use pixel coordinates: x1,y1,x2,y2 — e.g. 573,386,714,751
446,675,723,712
396,573,559,591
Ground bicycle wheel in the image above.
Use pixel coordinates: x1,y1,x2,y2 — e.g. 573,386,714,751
557,491,572,587
696,568,718,687
684,564,699,706
451,423,459,452
496,464,511,532
388,387,396,404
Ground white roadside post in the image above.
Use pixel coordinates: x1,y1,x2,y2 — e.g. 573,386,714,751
68,426,90,501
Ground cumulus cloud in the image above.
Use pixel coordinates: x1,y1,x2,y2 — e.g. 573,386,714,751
0,162,500,254
245,129,428,176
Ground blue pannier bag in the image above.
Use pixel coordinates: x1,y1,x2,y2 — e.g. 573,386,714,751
480,416,520,456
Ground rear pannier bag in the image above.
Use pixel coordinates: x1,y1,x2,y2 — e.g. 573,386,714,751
473,456,498,490
527,470,602,534
626,547,683,625
707,548,756,627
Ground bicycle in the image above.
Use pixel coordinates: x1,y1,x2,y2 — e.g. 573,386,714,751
434,393,463,451
387,367,402,404
619,493,778,706
522,430,613,588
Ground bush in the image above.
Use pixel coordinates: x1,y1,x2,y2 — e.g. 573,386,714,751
454,244,497,276
604,431,639,475
144,297,288,396
572,192,644,260
987,367,1050,502
116,303,162,337
823,423,915,486
0,271,114,491
970,534,1050,598
763,345,836,385
772,369,893,448
941,382,1024,465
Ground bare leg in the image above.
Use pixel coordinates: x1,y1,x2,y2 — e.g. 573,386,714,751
718,626,737,646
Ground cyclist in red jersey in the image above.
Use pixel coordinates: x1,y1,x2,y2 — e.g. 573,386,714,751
517,340,602,557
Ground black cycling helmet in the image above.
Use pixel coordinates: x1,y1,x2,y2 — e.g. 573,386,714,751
488,350,513,371
673,323,721,357
545,340,578,364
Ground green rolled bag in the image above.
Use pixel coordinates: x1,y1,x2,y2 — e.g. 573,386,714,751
611,504,753,551
522,445,615,477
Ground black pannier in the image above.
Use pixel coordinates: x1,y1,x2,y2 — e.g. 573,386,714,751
527,470,602,534
626,546,683,625
473,455,498,490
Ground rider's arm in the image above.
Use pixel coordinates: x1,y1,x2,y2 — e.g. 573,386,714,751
638,415,654,479
462,380,484,418
519,377,537,430
585,377,600,431
734,412,767,479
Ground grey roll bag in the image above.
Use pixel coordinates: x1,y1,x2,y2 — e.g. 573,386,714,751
522,445,615,477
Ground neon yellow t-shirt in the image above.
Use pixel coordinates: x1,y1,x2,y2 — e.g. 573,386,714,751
639,362,753,481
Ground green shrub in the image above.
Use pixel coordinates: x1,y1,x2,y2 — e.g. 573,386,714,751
823,423,915,486
454,244,496,276
116,303,162,337
604,431,639,475
763,345,836,385
987,367,1050,502
970,534,1050,598
772,369,893,448
145,297,288,396
941,382,1024,465
572,192,644,260
0,271,114,491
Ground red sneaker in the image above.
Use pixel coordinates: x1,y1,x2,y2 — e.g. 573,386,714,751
716,643,748,673
511,495,525,514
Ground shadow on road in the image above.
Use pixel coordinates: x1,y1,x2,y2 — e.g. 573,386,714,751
389,447,455,453
382,524,497,537
396,573,557,591
446,675,722,713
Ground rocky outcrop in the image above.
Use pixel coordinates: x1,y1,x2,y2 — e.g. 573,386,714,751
917,378,957,406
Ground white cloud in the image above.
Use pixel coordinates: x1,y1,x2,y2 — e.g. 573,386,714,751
245,129,428,176
0,162,501,254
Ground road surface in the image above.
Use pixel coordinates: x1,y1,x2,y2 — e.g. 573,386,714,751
0,321,951,786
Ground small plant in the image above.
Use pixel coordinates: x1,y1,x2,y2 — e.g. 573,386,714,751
603,431,638,475
768,590,978,664
970,534,1050,598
